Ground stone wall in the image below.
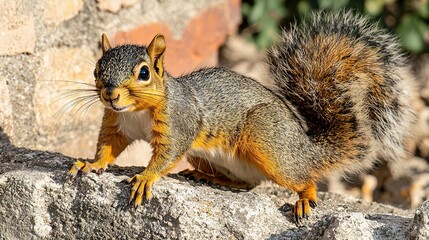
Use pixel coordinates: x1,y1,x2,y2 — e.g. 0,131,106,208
0,0,241,159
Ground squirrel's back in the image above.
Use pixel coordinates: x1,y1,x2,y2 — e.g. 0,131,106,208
267,10,414,172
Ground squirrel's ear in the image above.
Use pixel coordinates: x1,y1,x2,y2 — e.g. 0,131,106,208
101,33,112,54
147,34,166,78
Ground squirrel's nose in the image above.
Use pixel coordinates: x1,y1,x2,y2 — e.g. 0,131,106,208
102,88,120,102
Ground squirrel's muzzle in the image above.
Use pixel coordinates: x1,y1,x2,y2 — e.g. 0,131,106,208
101,87,120,103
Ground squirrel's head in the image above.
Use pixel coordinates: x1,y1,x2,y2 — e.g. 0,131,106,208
94,34,167,112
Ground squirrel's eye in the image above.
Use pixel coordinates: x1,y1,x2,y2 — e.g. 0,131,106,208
138,66,150,81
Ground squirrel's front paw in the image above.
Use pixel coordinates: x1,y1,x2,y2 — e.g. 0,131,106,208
127,171,160,206
68,160,107,178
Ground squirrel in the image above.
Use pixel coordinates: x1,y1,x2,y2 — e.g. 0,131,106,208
68,10,414,223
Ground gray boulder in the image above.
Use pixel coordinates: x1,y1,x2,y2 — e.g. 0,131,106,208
410,200,429,240
0,134,427,239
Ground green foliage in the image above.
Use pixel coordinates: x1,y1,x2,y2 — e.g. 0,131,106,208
241,0,429,54
242,0,289,48
397,14,428,53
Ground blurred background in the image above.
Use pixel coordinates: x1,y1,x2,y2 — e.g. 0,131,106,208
228,0,429,210
0,0,428,210
241,0,429,52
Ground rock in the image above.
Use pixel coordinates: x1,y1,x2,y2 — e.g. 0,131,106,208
97,0,139,13
0,141,287,239
43,0,84,26
418,137,429,160
0,76,13,136
417,55,429,104
0,10,36,55
417,108,429,140
219,36,268,84
410,200,429,239
321,212,410,240
0,136,421,239
323,213,373,239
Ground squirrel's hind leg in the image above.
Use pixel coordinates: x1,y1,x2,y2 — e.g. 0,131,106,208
180,156,254,189
237,102,319,223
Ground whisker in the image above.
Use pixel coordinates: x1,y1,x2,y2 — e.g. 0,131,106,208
129,90,165,96
54,97,100,126
130,91,165,99
74,98,102,121
54,92,99,102
66,95,100,105
49,88,99,96
41,79,96,87
55,95,99,119
54,97,100,127
130,94,160,102
81,54,96,67
54,104,77,124
127,87,162,93
61,95,98,103
60,88,98,92
81,99,103,118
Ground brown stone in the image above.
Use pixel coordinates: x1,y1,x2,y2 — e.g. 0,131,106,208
43,0,84,26
226,0,243,34
97,0,139,13
34,47,102,158
0,76,13,137
114,1,242,77
0,6,36,55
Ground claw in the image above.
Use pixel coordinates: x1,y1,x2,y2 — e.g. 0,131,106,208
134,192,144,206
68,167,78,178
127,176,135,183
145,182,153,199
67,159,107,178
82,163,91,175
127,172,159,206
294,198,313,224
67,160,85,178
294,199,303,223
294,184,318,223
309,200,317,208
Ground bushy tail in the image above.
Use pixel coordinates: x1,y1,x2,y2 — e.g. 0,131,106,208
266,10,414,165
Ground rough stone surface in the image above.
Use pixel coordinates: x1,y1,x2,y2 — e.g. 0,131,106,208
410,201,429,239
1,135,425,239
0,76,13,136
43,0,84,26
322,213,373,240
0,1,36,55
97,0,139,13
